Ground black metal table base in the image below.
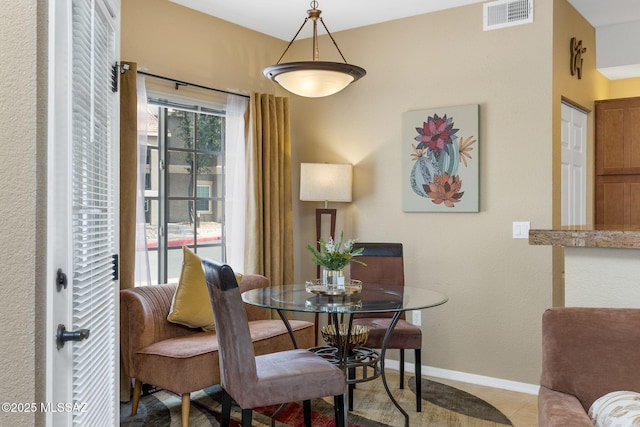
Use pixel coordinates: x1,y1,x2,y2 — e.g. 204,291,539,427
277,309,411,427
308,345,381,383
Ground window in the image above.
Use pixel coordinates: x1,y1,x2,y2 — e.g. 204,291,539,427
196,182,213,213
145,96,226,284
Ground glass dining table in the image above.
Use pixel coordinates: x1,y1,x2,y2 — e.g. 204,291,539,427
242,283,448,427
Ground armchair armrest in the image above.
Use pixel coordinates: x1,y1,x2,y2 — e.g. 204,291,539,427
120,284,194,377
538,386,594,427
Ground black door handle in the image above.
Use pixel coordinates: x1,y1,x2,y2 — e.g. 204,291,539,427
56,324,90,350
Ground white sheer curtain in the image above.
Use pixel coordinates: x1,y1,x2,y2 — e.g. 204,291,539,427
225,94,249,272
134,74,151,286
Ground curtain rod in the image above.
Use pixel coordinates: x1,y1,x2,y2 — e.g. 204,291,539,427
136,70,250,99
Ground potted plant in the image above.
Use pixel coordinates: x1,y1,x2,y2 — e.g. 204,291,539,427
306,232,366,286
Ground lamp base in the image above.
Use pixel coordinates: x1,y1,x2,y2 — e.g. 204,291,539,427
314,207,336,347
315,207,337,276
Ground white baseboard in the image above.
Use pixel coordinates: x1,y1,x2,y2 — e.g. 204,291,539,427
384,359,540,396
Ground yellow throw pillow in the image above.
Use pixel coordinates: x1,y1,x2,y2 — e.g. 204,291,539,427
167,247,243,332
167,247,216,331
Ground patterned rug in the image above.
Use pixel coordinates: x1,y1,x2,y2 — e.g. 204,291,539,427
409,378,512,425
120,378,512,426
120,385,386,427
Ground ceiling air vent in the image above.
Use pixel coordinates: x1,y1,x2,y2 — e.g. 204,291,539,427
483,0,533,31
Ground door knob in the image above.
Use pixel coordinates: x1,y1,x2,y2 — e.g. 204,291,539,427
56,324,90,350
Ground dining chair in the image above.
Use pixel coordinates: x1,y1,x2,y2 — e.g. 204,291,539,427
350,242,424,412
202,258,346,427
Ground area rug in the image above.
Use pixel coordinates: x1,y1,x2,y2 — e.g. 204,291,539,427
120,385,388,427
408,377,513,426
120,378,512,426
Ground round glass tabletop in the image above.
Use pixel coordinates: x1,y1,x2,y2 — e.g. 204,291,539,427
242,284,448,314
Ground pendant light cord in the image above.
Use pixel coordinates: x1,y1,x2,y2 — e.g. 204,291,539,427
276,17,310,64
275,2,349,65
318,17,348,64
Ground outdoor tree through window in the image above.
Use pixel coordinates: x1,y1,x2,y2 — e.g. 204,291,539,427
145,98,226,284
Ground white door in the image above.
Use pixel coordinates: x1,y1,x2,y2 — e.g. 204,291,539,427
47,0,120,425
561,102,588,226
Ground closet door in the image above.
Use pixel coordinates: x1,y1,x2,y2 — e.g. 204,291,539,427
47,0,120,425
561,102,587,226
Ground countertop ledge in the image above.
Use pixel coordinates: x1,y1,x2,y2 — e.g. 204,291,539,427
529,229,640,249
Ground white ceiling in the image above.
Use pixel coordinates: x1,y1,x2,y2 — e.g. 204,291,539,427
567,0,640,27
170,0,486,40
170,0,640,41
170,0,640,79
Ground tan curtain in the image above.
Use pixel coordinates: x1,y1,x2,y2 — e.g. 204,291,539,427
119,61,137,291
119,61,137,402
245,93,294,286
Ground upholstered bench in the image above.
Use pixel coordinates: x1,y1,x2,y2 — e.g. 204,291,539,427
120,274,314,427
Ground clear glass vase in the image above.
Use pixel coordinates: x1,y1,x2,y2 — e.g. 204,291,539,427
321,265,350,289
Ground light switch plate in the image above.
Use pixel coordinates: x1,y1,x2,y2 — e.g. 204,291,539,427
412,310,422,326
513,221,531,239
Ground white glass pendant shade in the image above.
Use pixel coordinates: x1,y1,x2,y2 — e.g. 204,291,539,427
275,69,352,98
262,2,366,98
264,62,365,98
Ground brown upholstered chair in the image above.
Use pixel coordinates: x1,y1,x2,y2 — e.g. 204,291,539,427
539,307,640,426
202,259,346,427
120,275,314,427
350,242,424,411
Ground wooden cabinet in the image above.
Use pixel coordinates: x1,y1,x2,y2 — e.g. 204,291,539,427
596,175,640,226
595,97,640,227
596,97,640,174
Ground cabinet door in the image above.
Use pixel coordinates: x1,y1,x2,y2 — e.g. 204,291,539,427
596,97,640,175
596,175,640,227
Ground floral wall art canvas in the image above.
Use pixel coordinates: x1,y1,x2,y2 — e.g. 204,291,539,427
402,104,479,212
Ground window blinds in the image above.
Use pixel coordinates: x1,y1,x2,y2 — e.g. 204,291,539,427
70,0,118,425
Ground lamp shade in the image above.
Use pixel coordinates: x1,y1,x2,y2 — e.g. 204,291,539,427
264,62,366,98
300,163,352,202
262,2,366,98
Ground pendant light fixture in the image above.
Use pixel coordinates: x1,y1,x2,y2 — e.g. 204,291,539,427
263,1,366,98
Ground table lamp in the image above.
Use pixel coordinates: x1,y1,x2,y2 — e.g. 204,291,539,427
300,163,353,274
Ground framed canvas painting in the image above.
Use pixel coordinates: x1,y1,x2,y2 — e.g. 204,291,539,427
402,104,479,212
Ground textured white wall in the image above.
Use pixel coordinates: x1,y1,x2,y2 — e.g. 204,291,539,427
565,247,640,307
0,1,45,426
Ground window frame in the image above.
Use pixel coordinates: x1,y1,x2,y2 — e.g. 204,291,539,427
196,181,213,214
145,92,226,284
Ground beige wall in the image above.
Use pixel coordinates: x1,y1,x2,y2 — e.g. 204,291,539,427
2,0,637,422
123,0,553,385
290,3,554,385
0,0,47,426
121,0,637,387
552,0,610,228
550,0,610,307
122,0,286,96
